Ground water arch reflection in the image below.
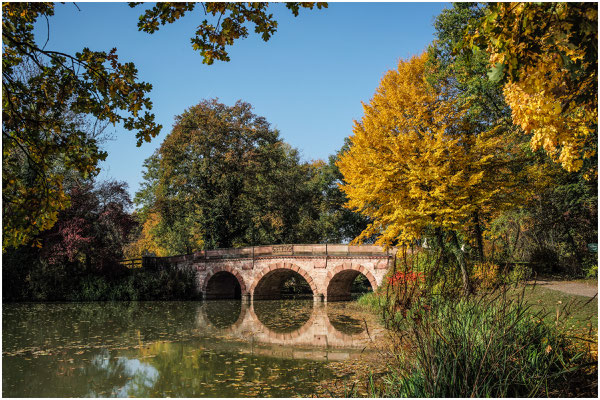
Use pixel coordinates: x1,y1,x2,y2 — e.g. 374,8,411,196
252,300,313,334
202,300,245,329
196,300,381,350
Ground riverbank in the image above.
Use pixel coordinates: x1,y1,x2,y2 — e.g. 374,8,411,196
342,283,598,397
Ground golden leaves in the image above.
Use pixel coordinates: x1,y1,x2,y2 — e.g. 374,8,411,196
474,2,598,177
338,53,524,246
503,62,596,174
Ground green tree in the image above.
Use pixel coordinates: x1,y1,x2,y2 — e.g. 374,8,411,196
133,99,326,254
312,139,369,243
2,2,326,250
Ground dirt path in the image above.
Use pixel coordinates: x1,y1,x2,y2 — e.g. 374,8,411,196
531,279,598,298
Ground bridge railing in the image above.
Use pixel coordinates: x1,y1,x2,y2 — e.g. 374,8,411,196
143,244,395,266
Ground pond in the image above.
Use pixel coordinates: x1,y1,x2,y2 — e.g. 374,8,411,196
2,300,384,397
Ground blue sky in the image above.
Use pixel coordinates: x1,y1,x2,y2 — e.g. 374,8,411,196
36,2,450,198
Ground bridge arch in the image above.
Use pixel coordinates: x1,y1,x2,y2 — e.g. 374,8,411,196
325,263,377,301
202,266,248,299
251,263,318,300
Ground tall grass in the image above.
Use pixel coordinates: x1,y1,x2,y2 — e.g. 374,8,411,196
382,294,592,396
364,247,597,397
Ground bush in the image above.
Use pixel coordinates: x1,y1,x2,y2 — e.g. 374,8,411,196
2,256,201,302
584,264,598,278
508,263,533,283
471,262,502,290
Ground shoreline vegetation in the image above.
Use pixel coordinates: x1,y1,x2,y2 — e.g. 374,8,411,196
350,256,598,398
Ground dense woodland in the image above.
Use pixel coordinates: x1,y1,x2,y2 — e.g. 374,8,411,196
2,3,597,302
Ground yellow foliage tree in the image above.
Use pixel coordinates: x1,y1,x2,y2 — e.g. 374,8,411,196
124,212,169,258
337,53,529,293
470,2,597,178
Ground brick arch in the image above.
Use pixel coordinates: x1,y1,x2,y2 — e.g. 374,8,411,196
325,263,377,301
250,262,318,296
202,265,248,294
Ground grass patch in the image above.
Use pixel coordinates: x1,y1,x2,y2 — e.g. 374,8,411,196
515,284,597,332
356,291,380,310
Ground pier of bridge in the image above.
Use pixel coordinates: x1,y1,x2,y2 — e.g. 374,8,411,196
144,244,395,301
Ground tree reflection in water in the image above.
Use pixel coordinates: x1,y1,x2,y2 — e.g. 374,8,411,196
3,301,382,397
85,349,159,397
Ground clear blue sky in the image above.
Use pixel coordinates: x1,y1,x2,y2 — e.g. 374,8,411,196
36,2,450,198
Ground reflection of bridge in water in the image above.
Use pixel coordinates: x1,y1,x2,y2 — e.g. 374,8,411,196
195,301,384,360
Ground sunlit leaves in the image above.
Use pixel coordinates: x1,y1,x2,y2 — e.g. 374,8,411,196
466,2,598,177
129,2,328,65
337,53,526,247
2,3,161,249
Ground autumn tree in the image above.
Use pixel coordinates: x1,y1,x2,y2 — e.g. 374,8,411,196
131,99,327,255
3,179,137,300
467,2,598,178
2,2,326,250
39,180,136,273
337,53,529,293
428,3,597,277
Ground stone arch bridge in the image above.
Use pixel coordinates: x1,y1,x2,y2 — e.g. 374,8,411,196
144,244,395,301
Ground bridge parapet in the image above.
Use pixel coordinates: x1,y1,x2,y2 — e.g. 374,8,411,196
146,244,395,265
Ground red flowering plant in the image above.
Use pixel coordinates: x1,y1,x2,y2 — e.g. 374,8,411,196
381,249,439,326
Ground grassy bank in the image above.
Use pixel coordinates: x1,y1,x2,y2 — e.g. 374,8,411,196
355,282,598,397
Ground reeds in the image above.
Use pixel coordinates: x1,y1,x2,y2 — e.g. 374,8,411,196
366,246,597,397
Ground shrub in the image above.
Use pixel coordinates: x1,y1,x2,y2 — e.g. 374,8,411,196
508,263,533,283
584,264,598,278
470,262,502,290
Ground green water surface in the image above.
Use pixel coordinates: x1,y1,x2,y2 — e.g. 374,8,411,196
2,300,380,397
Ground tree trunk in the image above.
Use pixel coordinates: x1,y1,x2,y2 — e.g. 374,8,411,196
473,210,485,263
435,227,448,266
450,231,471,295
